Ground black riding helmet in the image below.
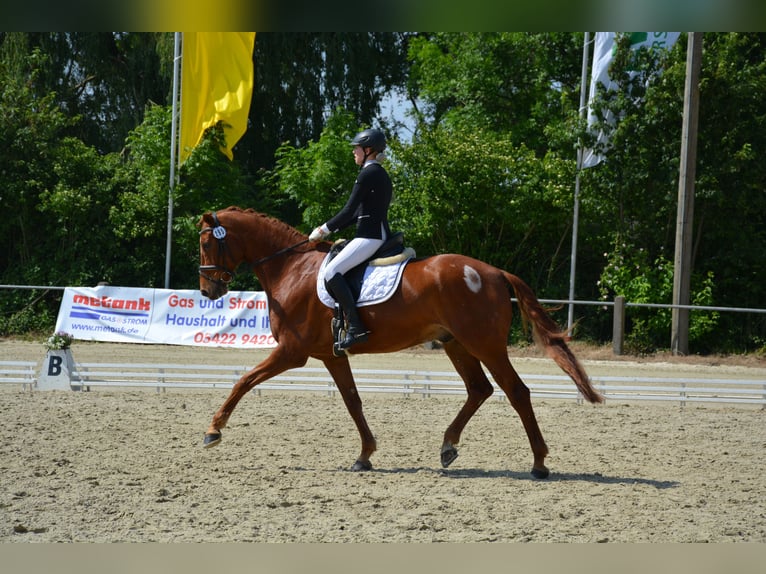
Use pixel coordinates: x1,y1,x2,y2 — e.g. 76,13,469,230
350,128,386,153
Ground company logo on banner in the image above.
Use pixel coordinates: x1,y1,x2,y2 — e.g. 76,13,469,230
55,285,275,348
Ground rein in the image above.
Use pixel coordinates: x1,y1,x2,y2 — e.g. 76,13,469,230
199,212,309,286
250,238,310,267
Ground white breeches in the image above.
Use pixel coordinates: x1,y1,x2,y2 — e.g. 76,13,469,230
324,236,385,278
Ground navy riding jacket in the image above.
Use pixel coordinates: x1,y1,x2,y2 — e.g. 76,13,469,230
325,161,392,240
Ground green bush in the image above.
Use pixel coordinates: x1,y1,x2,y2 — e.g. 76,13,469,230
598,241,719,353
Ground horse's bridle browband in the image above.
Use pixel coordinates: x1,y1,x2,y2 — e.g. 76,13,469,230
199,212,310,287
199,212,237,287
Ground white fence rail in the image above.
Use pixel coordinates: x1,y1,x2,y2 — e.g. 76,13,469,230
3,359,764,407
0,360,37,390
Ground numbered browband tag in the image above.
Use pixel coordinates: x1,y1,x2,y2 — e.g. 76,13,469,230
212,226,227,239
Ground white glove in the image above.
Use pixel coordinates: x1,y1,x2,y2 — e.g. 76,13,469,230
309,224,330,242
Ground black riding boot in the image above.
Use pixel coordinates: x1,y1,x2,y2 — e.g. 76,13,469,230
326,273,369,349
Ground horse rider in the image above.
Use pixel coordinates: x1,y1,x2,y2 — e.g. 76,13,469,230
308,128,393,350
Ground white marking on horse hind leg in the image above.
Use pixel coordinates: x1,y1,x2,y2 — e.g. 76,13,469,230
463,265,482,293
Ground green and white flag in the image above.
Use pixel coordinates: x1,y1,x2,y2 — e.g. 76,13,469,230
582,32,680,168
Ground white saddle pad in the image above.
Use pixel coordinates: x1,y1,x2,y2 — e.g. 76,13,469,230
316,251,413,308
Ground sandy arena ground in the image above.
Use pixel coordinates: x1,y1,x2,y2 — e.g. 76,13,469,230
1,339,764,542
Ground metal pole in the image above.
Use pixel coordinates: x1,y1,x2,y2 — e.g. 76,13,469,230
568,32,591,330
671,33,702,355
165,32,182,289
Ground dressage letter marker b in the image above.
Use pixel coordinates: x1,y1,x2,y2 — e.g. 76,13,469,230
38,349,75,391
48,355,63,376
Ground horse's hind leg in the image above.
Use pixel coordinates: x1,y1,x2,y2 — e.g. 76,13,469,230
440,340,495,468
482,355,550,478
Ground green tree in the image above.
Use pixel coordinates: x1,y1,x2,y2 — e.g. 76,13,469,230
583,33,766,350
691,33,766,348
238,33,410,218
0,46,123,333
598,242,719,353
16,32,170,153
0,46,118,287
400,33,583,295
270,109,362,232
388,126,574,293
0,47,71,280
111,105,253,290
407,32,583,156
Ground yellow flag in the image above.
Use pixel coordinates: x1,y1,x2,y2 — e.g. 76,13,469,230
180,32,256,163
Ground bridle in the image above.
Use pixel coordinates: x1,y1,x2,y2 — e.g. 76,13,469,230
199,212,237,287
199,212,309,287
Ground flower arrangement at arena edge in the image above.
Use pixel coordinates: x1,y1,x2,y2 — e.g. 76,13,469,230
44,331,74,351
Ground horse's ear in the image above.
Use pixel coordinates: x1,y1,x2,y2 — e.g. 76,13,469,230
198,212,214,229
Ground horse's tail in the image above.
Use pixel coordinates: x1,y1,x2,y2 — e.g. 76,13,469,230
503,271,603,404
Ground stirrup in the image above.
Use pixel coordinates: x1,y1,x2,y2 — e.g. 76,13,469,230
337,329,369,350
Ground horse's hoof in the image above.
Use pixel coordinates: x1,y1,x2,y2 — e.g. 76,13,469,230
531,466,550,479
203,432,222,448
351,459,372,472
440,445,459,468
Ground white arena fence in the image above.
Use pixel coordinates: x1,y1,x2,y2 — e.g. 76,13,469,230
2,359,765,407
0,360,37,390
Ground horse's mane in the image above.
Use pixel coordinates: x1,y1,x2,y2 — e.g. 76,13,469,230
221,206,306,242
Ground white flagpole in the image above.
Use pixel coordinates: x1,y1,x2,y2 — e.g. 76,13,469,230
568,31,591,331
165,32,182,289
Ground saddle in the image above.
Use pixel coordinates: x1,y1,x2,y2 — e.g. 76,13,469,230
323,232,407,299
320,232,414,356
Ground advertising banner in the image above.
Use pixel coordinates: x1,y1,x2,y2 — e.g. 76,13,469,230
54,285,276,348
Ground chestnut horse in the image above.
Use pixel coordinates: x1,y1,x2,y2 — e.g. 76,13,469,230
198,206,602,478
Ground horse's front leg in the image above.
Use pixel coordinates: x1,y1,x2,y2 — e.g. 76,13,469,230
204,346,306,447
322,356,377,471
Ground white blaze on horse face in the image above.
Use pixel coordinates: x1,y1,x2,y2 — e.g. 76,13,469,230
463,265,482,293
